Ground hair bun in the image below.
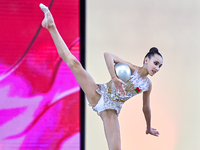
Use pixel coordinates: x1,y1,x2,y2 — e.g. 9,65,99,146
149,47,158,53
144,47,162,62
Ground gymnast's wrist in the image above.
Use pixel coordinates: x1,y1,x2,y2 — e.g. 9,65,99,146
111,75,117,80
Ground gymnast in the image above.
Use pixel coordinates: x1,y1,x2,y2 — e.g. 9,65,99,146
39,3,163,150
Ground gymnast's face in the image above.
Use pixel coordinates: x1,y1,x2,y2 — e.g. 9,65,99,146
145,54,163,76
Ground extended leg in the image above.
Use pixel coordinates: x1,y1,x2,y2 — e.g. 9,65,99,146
39,4,100,106
100,110,121,150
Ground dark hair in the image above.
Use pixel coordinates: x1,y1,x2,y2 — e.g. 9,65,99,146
145,47,162,60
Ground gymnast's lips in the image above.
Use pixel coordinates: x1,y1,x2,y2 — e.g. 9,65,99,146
152,70,156,74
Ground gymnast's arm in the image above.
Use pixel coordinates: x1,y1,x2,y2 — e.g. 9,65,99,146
103,52,136,96
104,52,137,74
142,81,159,137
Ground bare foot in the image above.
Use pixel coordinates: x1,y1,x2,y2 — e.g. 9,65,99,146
39,3,55,29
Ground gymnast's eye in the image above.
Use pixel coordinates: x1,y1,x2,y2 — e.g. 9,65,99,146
154,61,158,65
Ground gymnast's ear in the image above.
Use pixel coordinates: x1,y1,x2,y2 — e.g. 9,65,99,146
143,57,149,65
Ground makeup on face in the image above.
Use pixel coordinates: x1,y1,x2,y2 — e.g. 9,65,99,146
149,54,163,75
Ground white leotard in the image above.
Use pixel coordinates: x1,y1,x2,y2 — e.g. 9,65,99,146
92,67,150,115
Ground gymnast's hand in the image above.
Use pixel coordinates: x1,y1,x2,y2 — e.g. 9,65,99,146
112,77,126,96
146,128,160,137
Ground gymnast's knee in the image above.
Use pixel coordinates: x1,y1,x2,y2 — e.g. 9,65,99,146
67,57,82,69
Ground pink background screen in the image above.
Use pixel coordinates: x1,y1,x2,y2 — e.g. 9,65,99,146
0,0,80,149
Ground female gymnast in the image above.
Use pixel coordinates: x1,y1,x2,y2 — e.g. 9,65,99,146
39,3,163,150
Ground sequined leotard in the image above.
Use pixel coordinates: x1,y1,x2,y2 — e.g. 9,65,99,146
92,67,150,115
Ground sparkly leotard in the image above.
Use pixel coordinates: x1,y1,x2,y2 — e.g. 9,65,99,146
92,67,150,115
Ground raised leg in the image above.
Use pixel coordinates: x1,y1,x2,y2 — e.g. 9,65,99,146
40,4,122,150
39,4,100,106
100,110,121,150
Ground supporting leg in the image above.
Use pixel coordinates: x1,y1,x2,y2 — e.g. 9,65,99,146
100,110,121,150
